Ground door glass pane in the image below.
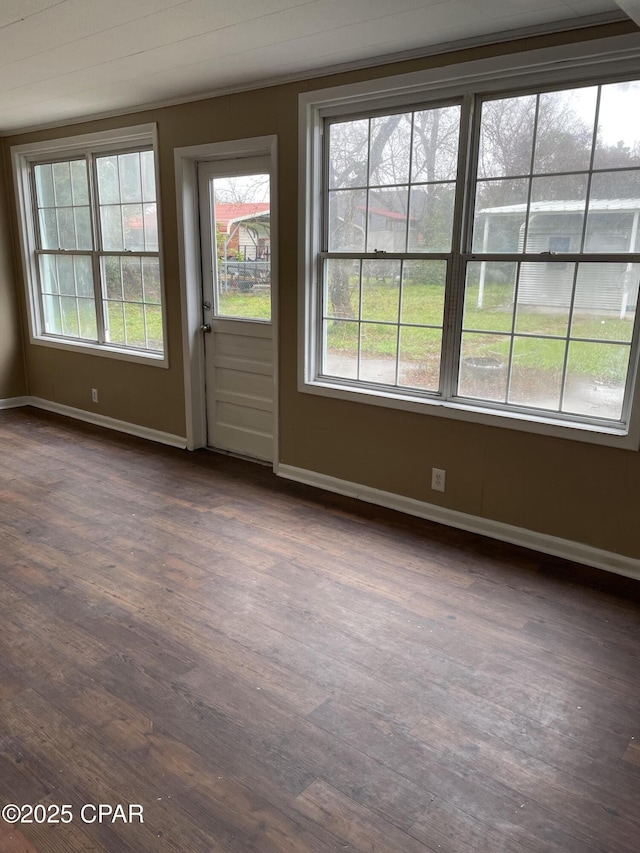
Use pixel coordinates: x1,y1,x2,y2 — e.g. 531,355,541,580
211,173,271,320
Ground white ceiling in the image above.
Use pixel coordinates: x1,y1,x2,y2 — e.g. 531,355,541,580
0,0,633,134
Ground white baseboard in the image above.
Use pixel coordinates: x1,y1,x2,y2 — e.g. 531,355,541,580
4,397,637,581
277,463,640,583
26,397,187,449
0,396,31,409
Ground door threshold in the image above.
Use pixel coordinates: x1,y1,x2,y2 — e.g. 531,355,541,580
205,445,272,467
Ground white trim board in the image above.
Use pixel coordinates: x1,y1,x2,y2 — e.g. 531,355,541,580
277,464,640,583
174,135,279,461
0,396,31,410
3,396,636,580
21,397,187,449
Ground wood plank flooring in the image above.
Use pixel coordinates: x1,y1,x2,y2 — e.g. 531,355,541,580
0,407,639,852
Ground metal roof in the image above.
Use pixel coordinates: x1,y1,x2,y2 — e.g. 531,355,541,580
479,198,640,215
215,203,270,232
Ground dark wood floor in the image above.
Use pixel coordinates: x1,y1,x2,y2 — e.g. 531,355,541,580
0,408,639,852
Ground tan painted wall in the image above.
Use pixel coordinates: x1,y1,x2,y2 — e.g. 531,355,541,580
0,153,26,399
3,21,640,560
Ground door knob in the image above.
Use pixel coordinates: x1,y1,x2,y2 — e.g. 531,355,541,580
200,323,212,333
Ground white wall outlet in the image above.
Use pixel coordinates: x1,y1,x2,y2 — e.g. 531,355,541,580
431,467,446,492
91,388,98,403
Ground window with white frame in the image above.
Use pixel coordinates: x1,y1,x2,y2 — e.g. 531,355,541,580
13,125,165,361
302,45,640,445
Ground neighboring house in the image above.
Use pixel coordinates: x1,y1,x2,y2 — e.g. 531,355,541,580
366,205,415,252
128,202,271,260
331,195,419,253
215,203,271,260
476,199,640,316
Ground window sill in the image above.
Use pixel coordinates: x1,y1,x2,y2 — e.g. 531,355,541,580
300,375,639,450
29,334,168,368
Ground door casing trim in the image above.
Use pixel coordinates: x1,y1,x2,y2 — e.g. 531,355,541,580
174,136,279,463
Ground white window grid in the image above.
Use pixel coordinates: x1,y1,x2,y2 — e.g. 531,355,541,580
316,79,640,431
31,146,162,354
12,124,167,366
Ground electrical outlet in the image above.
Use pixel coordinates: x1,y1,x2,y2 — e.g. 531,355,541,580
91,388,98,403
431,467,446,492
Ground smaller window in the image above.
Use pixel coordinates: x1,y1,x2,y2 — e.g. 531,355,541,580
12,125,166,363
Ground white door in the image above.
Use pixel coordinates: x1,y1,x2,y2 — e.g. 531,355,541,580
198,159,274,462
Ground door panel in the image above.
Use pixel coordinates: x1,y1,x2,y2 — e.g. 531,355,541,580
205,320,274,460
198,159,274,461
216,369,273,402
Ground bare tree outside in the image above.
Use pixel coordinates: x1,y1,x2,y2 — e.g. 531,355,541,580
327,105,460,319
213,173,270,204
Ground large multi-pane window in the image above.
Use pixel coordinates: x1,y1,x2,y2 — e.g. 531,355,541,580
13,126,165,360
312,74,640,436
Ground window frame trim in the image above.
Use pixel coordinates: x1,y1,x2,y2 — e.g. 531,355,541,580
298,32,640,449
12,123,168,367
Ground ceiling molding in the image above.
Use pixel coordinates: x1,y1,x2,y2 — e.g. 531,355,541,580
615,1,640,24
2,10,632,138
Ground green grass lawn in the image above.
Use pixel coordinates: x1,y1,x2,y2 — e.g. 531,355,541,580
53,297,164,351
198,279,631,383
52,279,631,384
218,288,272,320
325,280,632,383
